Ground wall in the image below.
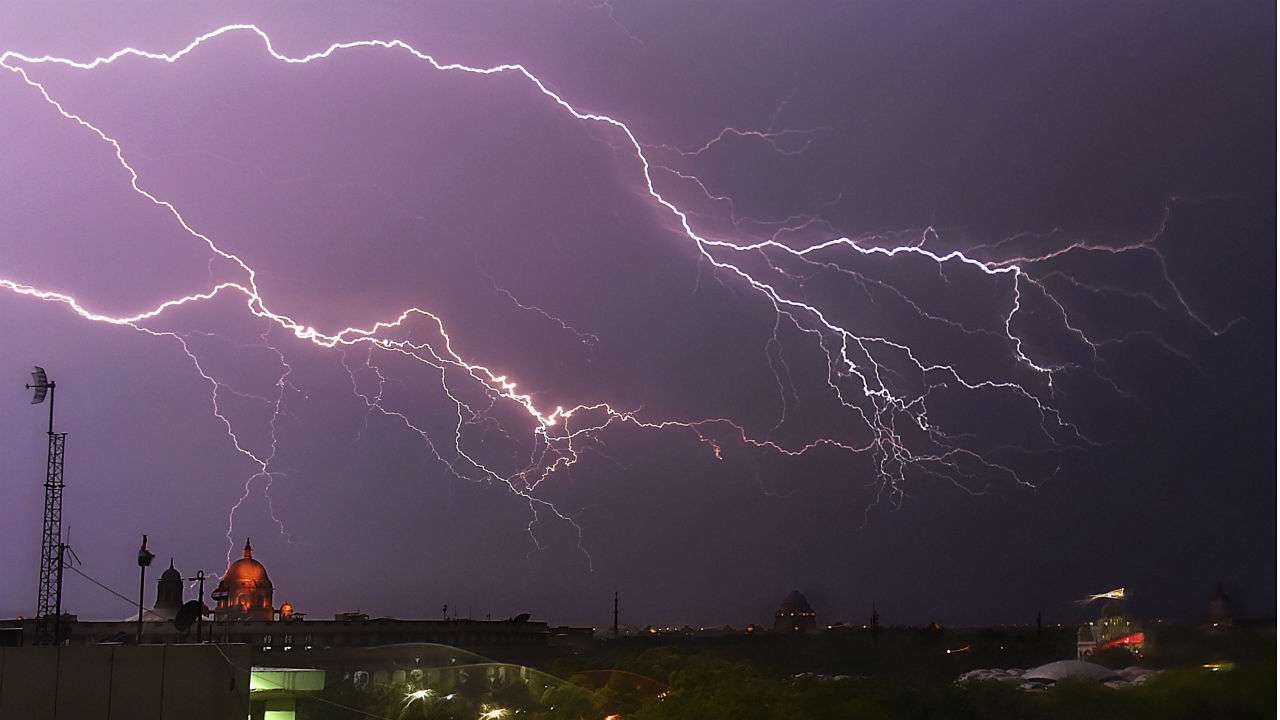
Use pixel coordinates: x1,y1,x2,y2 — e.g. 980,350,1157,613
0,644,250,720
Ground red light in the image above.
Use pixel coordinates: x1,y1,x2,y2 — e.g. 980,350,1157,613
1099,632,1144,651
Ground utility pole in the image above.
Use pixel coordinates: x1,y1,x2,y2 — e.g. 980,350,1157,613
136,535,154,644
26,366,65,645
53,542,67,644
613,591,620,639
189,570,206,643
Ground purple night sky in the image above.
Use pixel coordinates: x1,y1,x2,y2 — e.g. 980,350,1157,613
0,2,1273,629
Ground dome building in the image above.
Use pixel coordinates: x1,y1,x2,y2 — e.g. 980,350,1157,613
213,539,274,621
774,590,817,633
153,559,184,620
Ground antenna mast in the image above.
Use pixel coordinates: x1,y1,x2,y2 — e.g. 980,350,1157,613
26,366,65,645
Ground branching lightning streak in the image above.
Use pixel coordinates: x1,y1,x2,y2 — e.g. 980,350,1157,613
648,101,831,158
0,25,1231,553
480,270,600,349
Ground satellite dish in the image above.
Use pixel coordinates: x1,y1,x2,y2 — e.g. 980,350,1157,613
174,600,203,632
28,366,49,404
512,613,531,623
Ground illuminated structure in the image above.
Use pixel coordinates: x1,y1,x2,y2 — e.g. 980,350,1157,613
773,590,817,633
213,539,275,621
153,559,184,620
0,532,590,708
1076,598,1144,659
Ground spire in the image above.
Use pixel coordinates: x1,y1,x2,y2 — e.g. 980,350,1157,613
169,558,175,570
243,538,253,559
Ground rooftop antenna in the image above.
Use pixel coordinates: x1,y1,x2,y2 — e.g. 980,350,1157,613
26,366,66,645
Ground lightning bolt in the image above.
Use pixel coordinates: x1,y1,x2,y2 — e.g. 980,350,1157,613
0,25,1234,558
1077,587,1126,605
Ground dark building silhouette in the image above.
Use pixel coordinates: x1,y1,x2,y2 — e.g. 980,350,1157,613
1208,582,1232,629
773,590,816,633
154,558,184,620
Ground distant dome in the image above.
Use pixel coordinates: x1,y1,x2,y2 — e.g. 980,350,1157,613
774,590,817,633
779,590,814,613
159,561,182,582
154,558,184,616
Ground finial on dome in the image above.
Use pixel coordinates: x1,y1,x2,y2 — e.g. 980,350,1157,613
243,538,253,559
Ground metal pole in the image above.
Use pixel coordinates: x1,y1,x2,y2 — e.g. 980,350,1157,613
136,535,153,644
54,543,66,645
137,564,145,644
190,571,206,643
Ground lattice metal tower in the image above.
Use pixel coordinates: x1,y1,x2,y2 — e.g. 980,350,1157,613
26,366,64,645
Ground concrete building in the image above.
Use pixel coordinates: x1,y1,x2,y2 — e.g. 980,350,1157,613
0,644,251,720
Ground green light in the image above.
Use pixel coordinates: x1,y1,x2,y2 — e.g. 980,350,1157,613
250,668,326,693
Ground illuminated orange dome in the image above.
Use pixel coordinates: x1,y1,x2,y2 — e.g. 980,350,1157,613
212,538,274,620
224,555,269,583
